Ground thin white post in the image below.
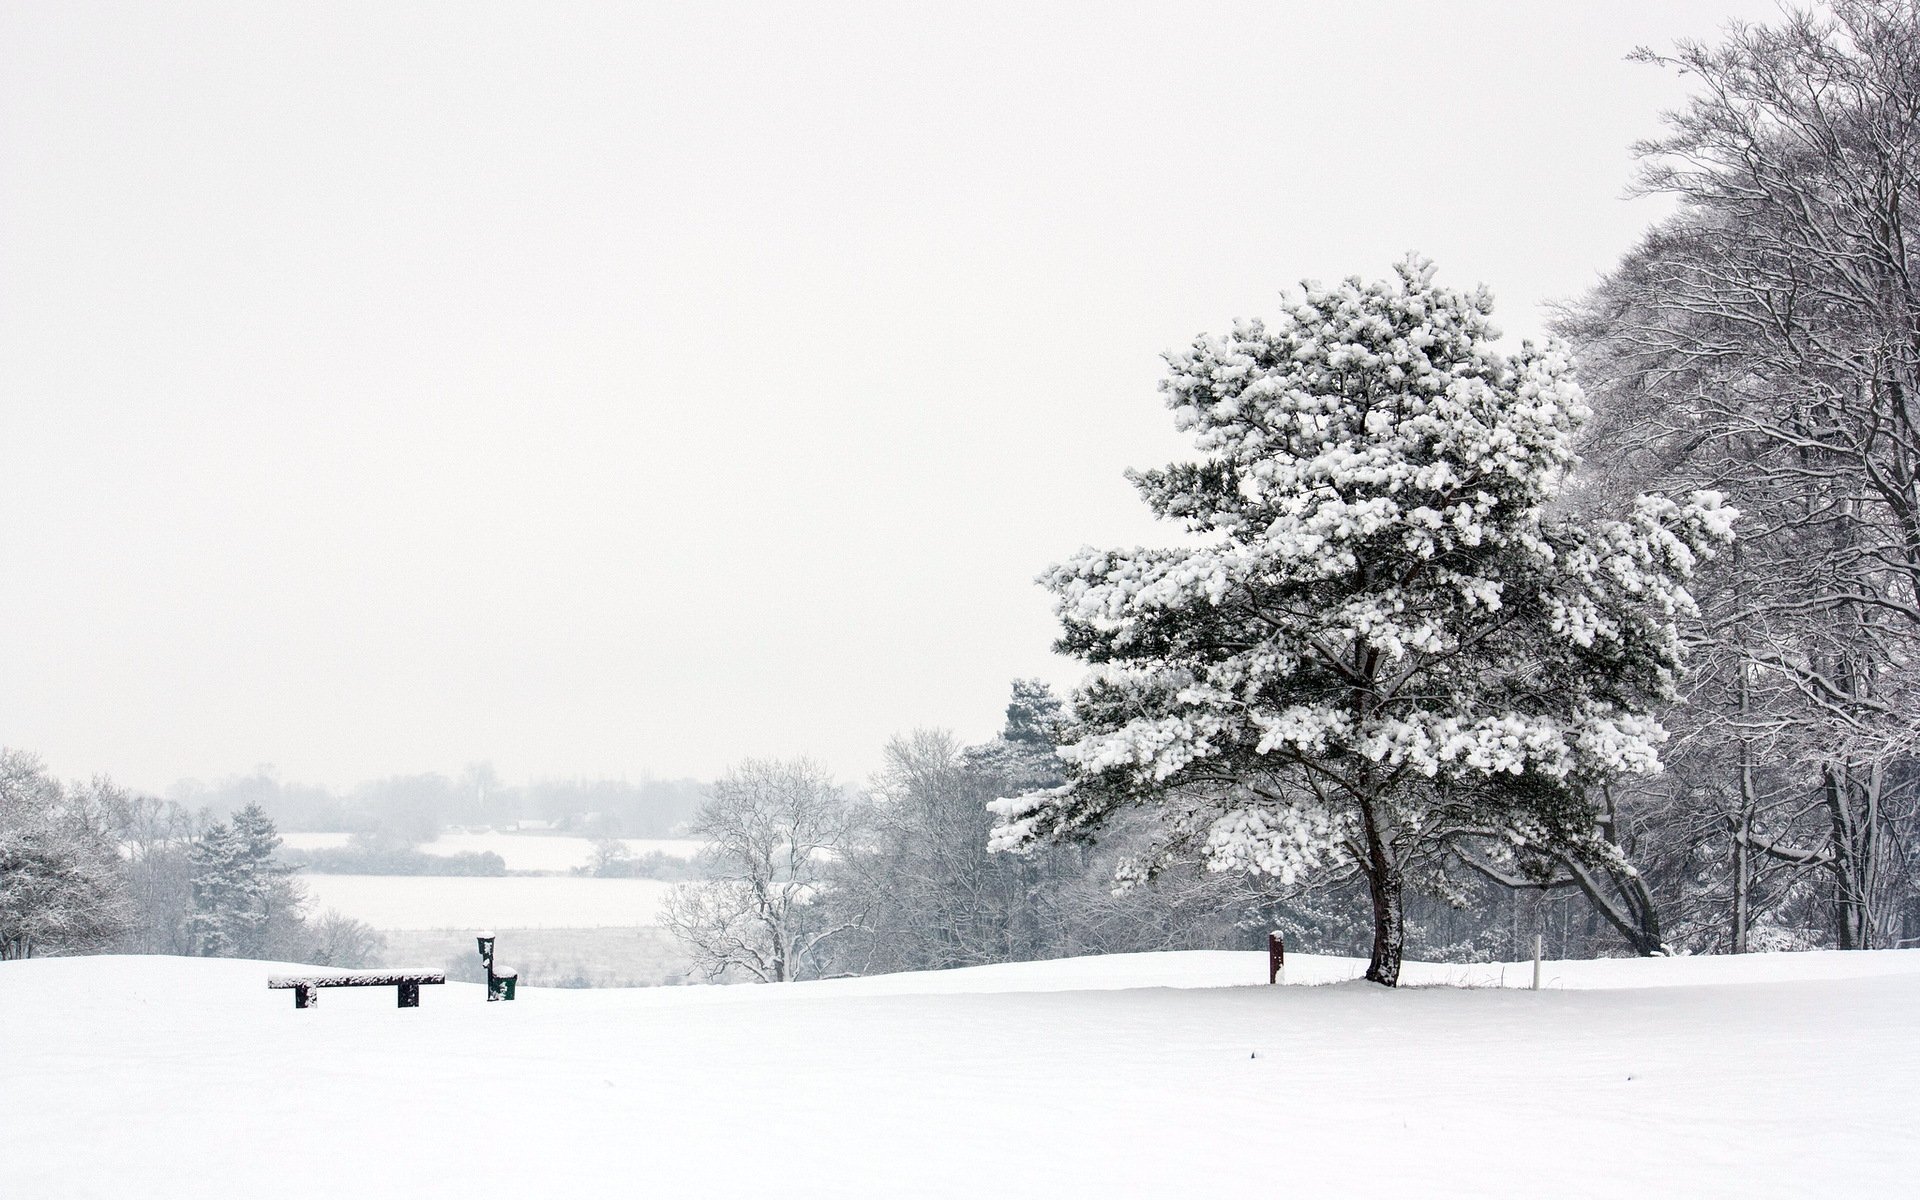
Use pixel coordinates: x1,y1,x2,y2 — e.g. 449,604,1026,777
1531,933,1543,991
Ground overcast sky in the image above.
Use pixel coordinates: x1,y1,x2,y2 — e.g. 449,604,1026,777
2,1,1785,794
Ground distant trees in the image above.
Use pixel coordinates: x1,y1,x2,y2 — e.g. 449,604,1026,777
576,839,701,881
663,759,858,982
825,725,1057,975
1562,0,1920,951
589,837,633,877
277,834,508,876
990,261,1732,984
0,751,131,959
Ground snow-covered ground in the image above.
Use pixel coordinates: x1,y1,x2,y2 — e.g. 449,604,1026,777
5,949,1915,1198
279,831,703,871
299,873,674,929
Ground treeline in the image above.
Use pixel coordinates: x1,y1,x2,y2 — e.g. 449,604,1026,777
2,749,381,964
276,841,507,877
574,842,706,882
173,768,706,844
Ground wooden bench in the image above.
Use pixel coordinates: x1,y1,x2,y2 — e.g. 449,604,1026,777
268,971,446,1009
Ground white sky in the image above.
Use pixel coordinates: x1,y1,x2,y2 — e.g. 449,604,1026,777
2,1,1784,794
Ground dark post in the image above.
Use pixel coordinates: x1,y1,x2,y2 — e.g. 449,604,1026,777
398,981,421,1008
1267,931,1286,984
294,984,316,1009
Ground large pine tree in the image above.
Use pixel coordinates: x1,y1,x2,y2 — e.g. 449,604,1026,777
990,258,1735,984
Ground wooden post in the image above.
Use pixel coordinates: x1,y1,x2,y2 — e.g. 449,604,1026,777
1267,931,1286,984
399,981,421,1008
294,985,315,1009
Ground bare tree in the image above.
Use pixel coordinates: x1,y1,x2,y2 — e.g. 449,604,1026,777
302,909,387,967
662,759,856,982
110,794,204,955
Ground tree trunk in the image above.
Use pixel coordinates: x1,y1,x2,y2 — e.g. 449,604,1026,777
1733,660,1755,954
1731,817,1751,955
1824,767,1865,950
1566,858,1665,956
1586,786,1665,955
1360,800,1404,986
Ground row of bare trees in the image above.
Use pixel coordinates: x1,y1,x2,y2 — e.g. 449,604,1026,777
1561,0,1920,952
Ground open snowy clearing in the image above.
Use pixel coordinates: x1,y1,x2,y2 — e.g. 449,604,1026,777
298,873,674,929
4,950,1915,1199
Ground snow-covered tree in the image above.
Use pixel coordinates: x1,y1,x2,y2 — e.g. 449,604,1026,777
187,821,252,956
188,802,300,958
662,759,856,983
990,258,1735,985
0,750,131,959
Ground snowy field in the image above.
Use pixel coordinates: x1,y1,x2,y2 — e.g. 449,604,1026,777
300,874,673,928
279,831,703,871
5,950,1915,1199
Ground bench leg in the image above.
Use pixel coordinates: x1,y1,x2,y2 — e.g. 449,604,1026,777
294,985,316,1009
398,982,420,1008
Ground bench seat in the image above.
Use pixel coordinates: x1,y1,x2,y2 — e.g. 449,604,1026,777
268,970,446,1009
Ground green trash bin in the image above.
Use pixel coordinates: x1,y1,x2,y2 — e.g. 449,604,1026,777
477,931,517,1001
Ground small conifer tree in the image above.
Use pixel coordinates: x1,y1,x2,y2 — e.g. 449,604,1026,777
189,803,296,957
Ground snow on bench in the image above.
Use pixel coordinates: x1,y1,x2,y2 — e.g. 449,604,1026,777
268,970,446,1009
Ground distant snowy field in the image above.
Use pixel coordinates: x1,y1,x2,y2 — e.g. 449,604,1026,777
299,874,674,928
5,950,1916,1199
280,831,703,872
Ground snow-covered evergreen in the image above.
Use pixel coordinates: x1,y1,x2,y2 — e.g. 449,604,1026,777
187,802,297,958
991,258,1736,984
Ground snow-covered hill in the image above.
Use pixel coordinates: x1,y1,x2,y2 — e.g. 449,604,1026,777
5,949,1915,1198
